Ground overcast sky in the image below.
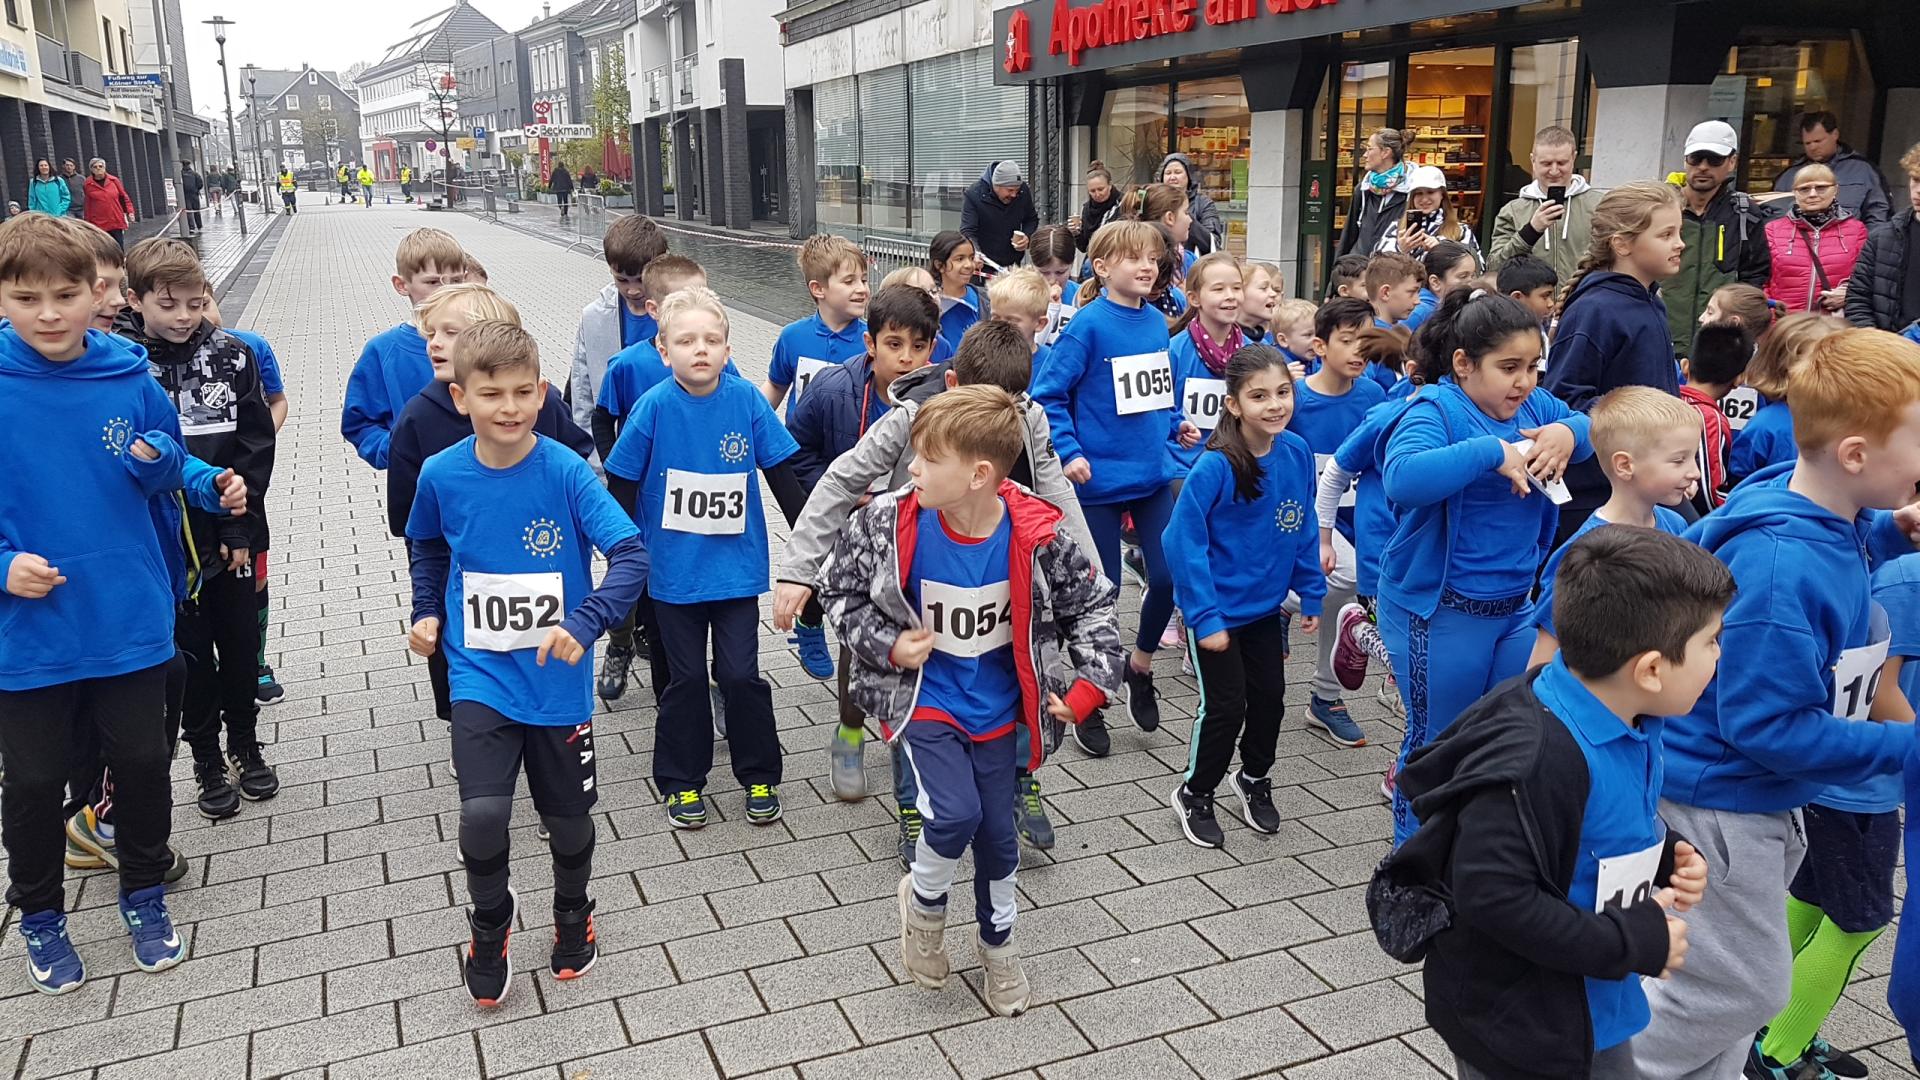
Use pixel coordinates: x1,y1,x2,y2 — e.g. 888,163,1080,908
178,0,556,119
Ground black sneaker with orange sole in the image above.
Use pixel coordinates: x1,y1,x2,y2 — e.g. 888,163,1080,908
464,887,518,1006
550,899,598,980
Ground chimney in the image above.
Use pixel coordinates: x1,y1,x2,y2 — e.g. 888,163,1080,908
542,2,550,16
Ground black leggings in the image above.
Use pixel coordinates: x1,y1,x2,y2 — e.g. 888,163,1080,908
1182,612,1290,796
177,568,263,762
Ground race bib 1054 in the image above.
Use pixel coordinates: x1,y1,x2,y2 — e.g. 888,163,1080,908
921,579,1014,659
1183,377,1227,431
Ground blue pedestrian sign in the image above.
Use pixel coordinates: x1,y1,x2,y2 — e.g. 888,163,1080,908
473,127,487,141
103,73,163,99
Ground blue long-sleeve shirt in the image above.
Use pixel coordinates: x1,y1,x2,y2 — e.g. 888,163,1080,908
1165,433,1326,638
1330,398,1414,598
1728,399,1794,487
769,312,867,419
1031,295,1186,504
341,322,432,469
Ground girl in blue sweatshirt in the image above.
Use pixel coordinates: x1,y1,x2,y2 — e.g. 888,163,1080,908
1375,289,1593,845
931,231,984,352
1164,345,1324,850
1166,252,1246,479
1727,312,1843,486
1032,221,1202,739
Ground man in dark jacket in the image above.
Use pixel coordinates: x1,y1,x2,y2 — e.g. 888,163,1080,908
61,159,86,218
960,160,1038,270
1845,142,1920,332
550,162,574,223
1374,527,1723,1080
1666,121,1773,356
180,162,204,234
1773,111,1892,227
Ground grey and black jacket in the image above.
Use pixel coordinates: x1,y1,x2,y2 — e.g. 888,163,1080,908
1846,208,1917,331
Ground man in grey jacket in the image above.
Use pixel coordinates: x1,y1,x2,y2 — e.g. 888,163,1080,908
1487,125,1605,284
1774,110,1892,227
60,159,86,218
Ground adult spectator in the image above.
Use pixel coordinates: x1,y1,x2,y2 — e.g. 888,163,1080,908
961,160,1038,271
1664,120,1771,356
1070,162,1121,255
1763,163,1867,314
1336,127,1414,260
60,159,86,218
1845,142,1920,332
180,161,204,234
81,157,135,247
1158,152,1223,255
550,162,573,223
27,159,70,217
1374,165,1481,260
579,166,599,194
1488,125,1603,283
1773,110,1892,227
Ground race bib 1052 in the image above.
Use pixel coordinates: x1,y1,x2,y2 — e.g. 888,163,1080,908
462,571,564,652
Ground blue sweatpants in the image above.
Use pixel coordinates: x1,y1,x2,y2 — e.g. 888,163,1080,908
1379,592,1535,846
1082,486,1177,653
892,720,1034,811
900,722,1019,946
1888,745,1920,1068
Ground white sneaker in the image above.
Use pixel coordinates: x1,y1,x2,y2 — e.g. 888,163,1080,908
1377,676,1404,718
897,875,949,989
977,934,1032,1017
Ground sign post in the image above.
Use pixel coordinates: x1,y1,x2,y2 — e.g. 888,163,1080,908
533,100,553,186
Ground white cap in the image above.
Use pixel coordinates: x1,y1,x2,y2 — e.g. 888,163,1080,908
1405,164,1449,192
1684,120,1738,157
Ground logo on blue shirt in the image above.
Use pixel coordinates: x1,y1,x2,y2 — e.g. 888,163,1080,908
100,415,133,456
522,518,564,558
719,430,750,464
1275,499,1305,532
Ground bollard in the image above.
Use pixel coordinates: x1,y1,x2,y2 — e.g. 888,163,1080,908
386,194,392,204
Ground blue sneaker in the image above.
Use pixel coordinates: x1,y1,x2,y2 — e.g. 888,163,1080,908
19,910,85,994
119,885,186,972
1305,696,1366,747
791,621,834,680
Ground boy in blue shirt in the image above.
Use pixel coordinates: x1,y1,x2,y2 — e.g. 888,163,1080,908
1633,329,1920,1078
1382,525,1717,1080
1291,298,1386,746
819,385,1124,1018
404,320,649,1007
341,227,466,468
0,213,198,990
566,214,668,446
1498,254,1559,344
604,287,812,829
760,234,869,417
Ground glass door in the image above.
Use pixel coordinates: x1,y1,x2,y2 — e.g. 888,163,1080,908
1173,76,1252,257
1332,61,1391,238
1404,47,1497,230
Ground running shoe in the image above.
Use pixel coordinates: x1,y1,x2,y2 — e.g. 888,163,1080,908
194,757,241,820
1120,544,1148,589
665,789,708,829
119,885,185,972
255,664,285,705
227,745,279,800
464,887,517,1006
1306,697,1366,747
791,622,834,680
1072,710,1111,757
745,784,782,825
1380,758,1399,803
1744,1036,1838,1080
64,835,107,871
1160,611,1184,650
897,875,950,989
1125,666,1160,732
1807,1036,1869,1079
828,724,867,802
1229,769,1281,834
596,640,633,702
977,934,1033,1017
1014,774,1054,849
897,807,922,870
1331,603,1372,691
1172,784,1225,849
19,910,85,994
71,811,191,882
536,823,550,843
550,899,597,979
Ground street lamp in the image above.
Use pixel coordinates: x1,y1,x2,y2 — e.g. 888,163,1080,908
242,63,267,200
203,15,247,236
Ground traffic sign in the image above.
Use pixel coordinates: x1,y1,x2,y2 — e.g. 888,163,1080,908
473,126,487,141
103,73,163,99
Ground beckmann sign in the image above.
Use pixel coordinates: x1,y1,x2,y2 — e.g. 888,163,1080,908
994,0,1534,82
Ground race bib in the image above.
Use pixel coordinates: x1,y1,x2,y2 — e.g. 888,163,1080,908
1315,453,1357,508
662,468,749,535
793,357,834,401
1110,351,1174,415
1831,604,1891,721
462,571,564,652
1719,387,1761,432
1511,438,1572,505
1183,377,1227,431
1594,839,1664,913
921,579,1014,659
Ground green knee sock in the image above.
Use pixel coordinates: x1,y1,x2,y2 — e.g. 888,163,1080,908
1785,895,1824,956
256,602,269,671
1758,916,1885,1064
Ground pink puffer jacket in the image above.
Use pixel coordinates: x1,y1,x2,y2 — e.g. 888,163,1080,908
1764,210,1868,314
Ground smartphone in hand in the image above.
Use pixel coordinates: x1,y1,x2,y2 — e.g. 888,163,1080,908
1547,185,1568,206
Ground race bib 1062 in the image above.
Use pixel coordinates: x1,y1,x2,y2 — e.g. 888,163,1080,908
1594,839,1664,913
793,357,834,400
1110,351,1173,415
1183,377,1227,430
921,579,1014,659
1831,603,1892,721
462,571,564,652
1719,387,1761,432
662,468,749,535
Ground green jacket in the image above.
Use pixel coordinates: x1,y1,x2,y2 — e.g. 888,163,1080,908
1666,182,1774,356
1487,176,1604,285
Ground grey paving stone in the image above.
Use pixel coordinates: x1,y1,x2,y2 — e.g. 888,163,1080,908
837,978,993,1045
325,950,466,1013
1178,949,1333,1018
744,834,869,881
187,897,324,956
931,1004,1093,1080
786,895,897,954
561,1032,722,1080
704,1001,860,1077
1288,930,1419,990
666,918,805,981
264,852,388,906
533,943,676,1011
1080,923,1225,985
1110,839,1241,884
1294,884,1372,935
96,1033,251,1080
1296,841,1392,887
1285,980,1428,1051
1096,877,1231,932
1166,1008,1330,1079
400,978,546,1044
329,1033,483,1080
255,921,393,984
1059,976,1217,1049
633,852,761,903
1036,1038,1201,1080
616,971,766,1044
1191,901,1330,960
1014,855,1139,909
325,874,454,928
178,974,324,1045
1198,858,1337,907
0,977,114,1038
707,874,838,928
108,952,256,1016
1281,1037,1446,1079
957,946,1112,1009
1010,897,1130,955
477,1002,630,1076
796,1035,960,1080
747,945,892,1011
19,1001,176,1078
250,1003,400,1078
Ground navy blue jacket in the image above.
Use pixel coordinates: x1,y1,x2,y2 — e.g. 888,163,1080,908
386,380,595,537
787,355,894,492
1544,271,1678,510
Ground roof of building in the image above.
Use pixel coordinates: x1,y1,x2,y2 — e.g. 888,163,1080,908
517,0,630,40
362,1,509,78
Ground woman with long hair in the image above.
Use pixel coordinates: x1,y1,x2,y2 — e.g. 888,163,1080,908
1375,165,1481,261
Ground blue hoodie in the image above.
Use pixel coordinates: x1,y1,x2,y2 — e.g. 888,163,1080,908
1331,397,1416,597
1375,380,1593,618
1728,398,1794,486
1543,271,1678,508
0,328,189,690
1031,295,1187,504
1402,287,1440,332
1662,462,1914,813
341,322,432,469
1165,433,1326,637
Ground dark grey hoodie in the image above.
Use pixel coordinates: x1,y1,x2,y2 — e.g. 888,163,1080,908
1160,152,1224,254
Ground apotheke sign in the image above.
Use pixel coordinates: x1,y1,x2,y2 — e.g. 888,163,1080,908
994,0,1533,82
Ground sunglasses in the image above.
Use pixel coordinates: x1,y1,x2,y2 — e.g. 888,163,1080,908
1795,183,1836,194
1687,151,1729,167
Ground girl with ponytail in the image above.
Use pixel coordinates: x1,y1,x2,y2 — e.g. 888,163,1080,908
1162,345,1322,848
1375,288,1594,845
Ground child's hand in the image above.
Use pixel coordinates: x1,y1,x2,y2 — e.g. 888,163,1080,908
216,469,248,514
771,582,812,632
128,437,159,462
1319,538,1338,576
1667,841,1707,912
408,617,440,657
1299,616,1320,635
1288,361,1306,381
1177,421,1202,449
890,628,935,670
1496,441,1533,497
220,545,251,576
1654,888,1689,977
537,626,585,666
1046,693,1075,725
5,552,65,598
1518,423,1575,483
1198,630,1230,652
1063,458,1092,485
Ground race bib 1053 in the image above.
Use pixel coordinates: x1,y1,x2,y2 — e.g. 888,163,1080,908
662,468,749,535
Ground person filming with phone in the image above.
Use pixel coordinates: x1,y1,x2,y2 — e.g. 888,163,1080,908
1490,125,1605,284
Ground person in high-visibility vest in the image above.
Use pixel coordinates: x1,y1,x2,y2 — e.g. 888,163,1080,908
357,166,374,208
400,166,414,204
337,164,352,203
277,168,297,214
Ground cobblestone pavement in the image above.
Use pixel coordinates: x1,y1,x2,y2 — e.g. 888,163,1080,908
0,199,1910,1079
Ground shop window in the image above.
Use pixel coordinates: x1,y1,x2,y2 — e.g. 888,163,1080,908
1502,41,1581,201
909,48,1025,236
1404,47,1496,230
814,76,860,232
1097,85,1171,189
860,66,910,234
1332,62,1390,237
1719,38,1874,195
1172,76,1251,257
